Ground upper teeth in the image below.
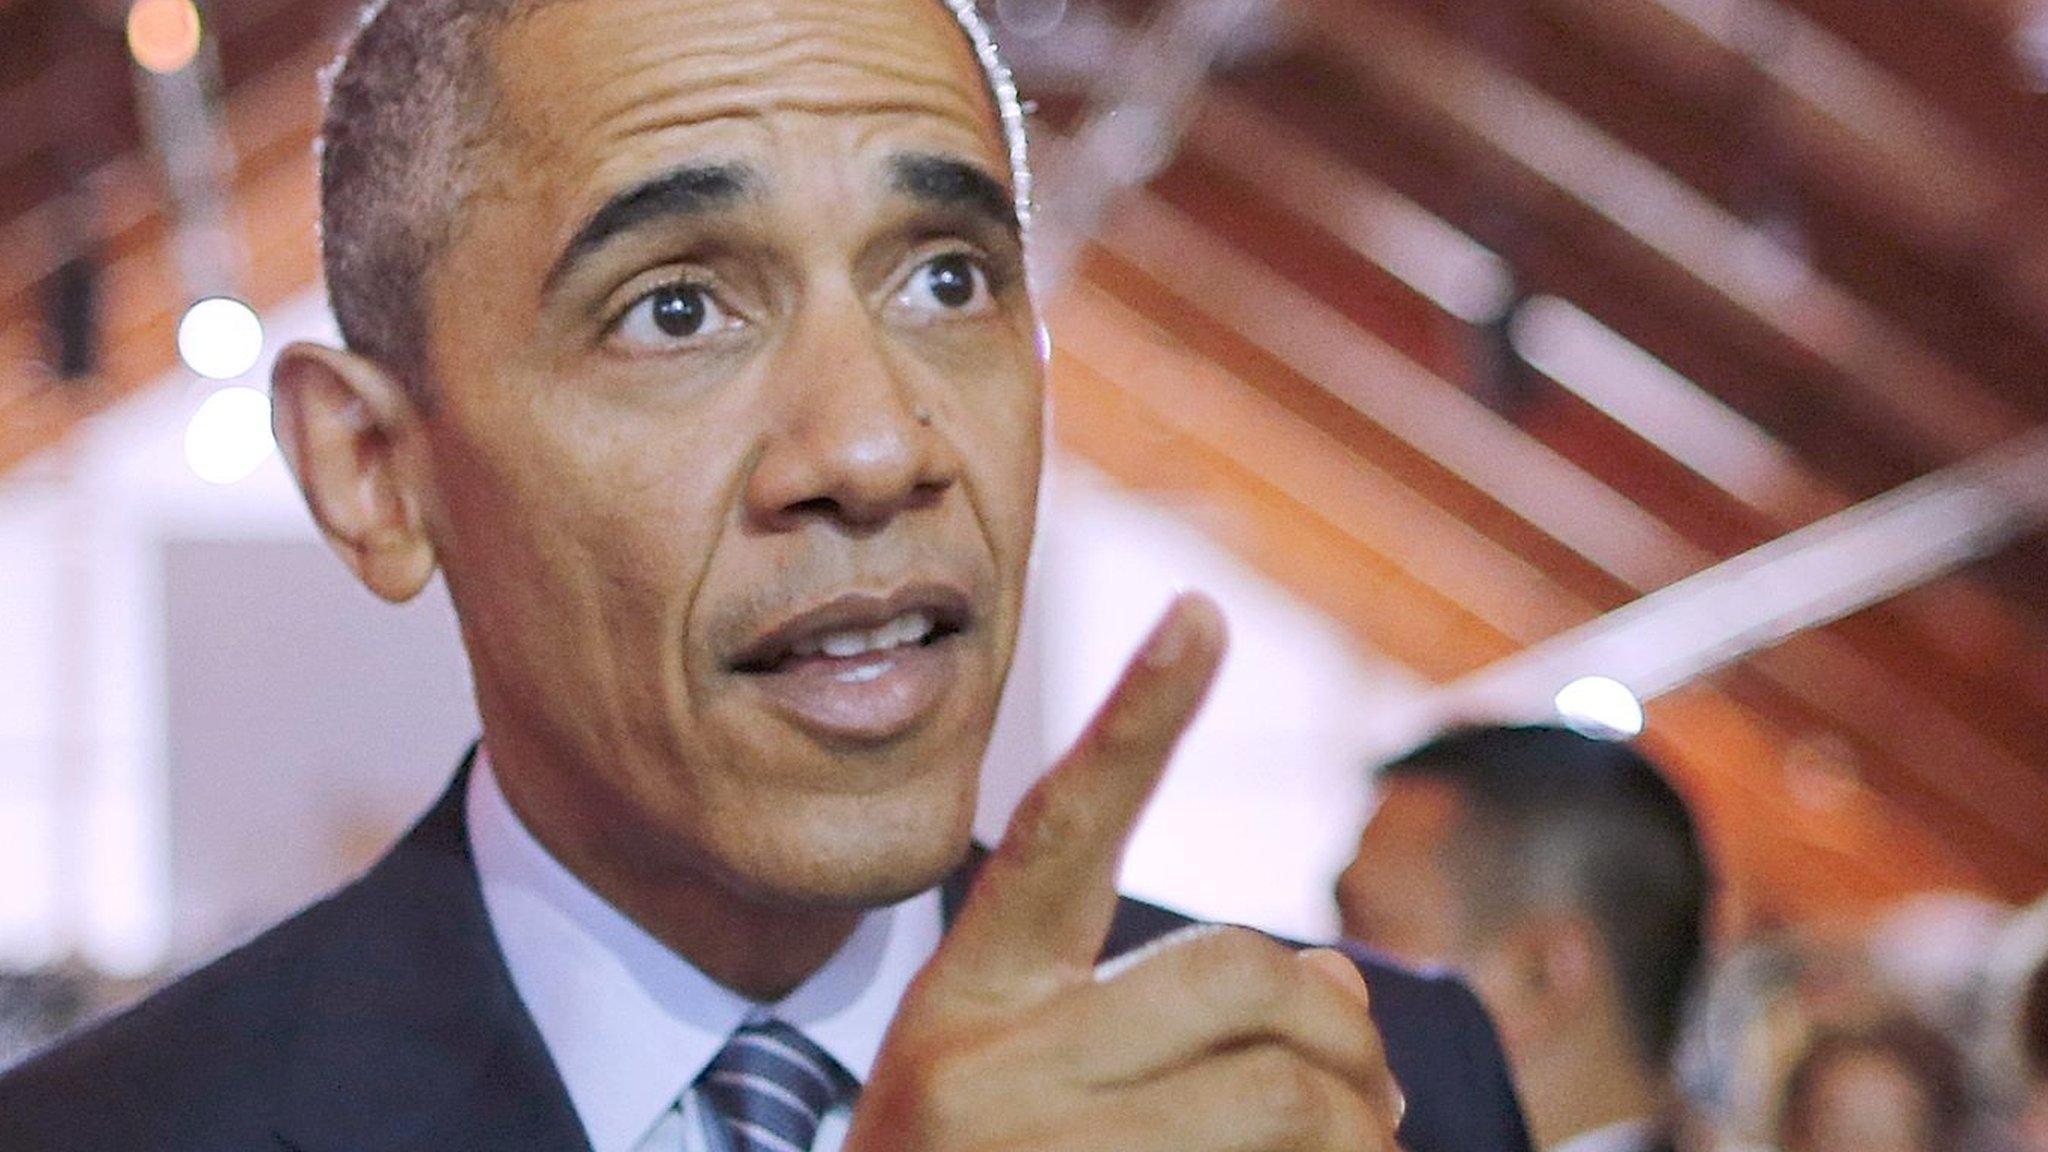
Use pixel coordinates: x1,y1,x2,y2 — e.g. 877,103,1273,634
792,611,936,660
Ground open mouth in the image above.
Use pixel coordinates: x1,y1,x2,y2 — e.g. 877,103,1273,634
728,583,973,677
727,585,976,742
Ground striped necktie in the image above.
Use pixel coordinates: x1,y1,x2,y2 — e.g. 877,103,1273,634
698,1017,858,1152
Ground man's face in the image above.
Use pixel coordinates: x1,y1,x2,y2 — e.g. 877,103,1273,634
2020,1077,2048,1152
1335,777,1472,966
1788,1050,1937,1152
416,0,1042,908
1338,780,1545,1061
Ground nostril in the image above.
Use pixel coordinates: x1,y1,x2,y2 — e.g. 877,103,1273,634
784,495,838,519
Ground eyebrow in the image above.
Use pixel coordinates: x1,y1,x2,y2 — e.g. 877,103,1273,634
543,163,757,294
889,153,1019,237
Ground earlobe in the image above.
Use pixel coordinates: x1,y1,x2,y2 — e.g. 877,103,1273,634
1546,923,1599,994
270,341,438,603
1525,916,1602,1019
1482,916,1600,1048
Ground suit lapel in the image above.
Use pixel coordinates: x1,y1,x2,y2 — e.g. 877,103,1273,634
937,843,981,924
272,750,593,1152
270,781,1169,1152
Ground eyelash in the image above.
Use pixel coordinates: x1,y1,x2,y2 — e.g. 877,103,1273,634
603,277,737,354
602,244,1007,350
918,239,1016,297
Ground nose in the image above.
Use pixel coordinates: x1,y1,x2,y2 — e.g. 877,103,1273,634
744,293,963,529
1334,857,1371,937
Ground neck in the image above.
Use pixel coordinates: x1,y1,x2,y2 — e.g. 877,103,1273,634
483,739,862,1002
589,856,863,1002
1518,1023,1665,1152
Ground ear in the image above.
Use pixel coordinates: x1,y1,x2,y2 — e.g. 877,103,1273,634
1479,913,1605,1048
270,342,437,603
1526,913,1606,1022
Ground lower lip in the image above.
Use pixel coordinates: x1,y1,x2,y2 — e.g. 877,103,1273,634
742,634,962,743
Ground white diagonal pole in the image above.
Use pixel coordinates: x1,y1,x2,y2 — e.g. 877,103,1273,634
1420,425,2048,733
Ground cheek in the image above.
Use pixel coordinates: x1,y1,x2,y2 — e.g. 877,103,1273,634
1468,951,1536,1048
958,350,1045,545
575,443,725,581
2021,1087,2048,1148
985,409,1043,552
443,385,745,657
539,436,705,588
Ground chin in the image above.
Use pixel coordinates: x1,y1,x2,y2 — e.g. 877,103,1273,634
712,777,980,911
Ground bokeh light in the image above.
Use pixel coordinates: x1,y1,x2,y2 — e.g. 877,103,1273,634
1553,675,1646,739
126,0,203,76
184,386,274,485
996,0,1069,39
176,296,265,380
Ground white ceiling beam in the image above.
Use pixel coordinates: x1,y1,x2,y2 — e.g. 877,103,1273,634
1300,0,2032,460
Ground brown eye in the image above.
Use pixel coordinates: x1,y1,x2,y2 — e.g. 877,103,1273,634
925,254,977,308
651,284,708,336
897,252,992,317
611,281,738,352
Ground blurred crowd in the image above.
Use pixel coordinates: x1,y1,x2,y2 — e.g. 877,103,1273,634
1339,725,2048,1152
1671,889,2048,1152
4,724,2046,1152
0,967,153,1075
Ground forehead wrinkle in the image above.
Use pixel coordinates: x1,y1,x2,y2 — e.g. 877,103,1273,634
540,97,1004,255
583,65,999,160
498,0,1004,162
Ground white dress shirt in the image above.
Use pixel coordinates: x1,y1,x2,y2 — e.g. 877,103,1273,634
1550,1117,1660,1152
467,750,945,1152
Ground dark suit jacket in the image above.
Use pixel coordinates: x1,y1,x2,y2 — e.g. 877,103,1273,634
1638,1130,1680,1152
0,758,1532,1152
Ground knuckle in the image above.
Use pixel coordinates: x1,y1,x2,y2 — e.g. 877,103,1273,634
1087,703,1152,758
1006,781,1095,863
1252,1048,1319,1115
1189,929,1293,1018
1238,1055,1326,1147
923,1061,988,1145
920,1044,981,1115
875,1035,982,1147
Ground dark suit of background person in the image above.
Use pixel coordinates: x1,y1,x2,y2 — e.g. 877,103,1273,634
1336,725,1713,1152
0,752,1533,1152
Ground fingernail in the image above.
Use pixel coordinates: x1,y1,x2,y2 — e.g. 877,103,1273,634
1139,601,1192,669
1301,948,1372,1007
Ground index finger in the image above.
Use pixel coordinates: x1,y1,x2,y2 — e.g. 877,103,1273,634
936,592,1227,1000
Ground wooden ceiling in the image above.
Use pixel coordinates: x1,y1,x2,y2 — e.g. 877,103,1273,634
1,0,2043,928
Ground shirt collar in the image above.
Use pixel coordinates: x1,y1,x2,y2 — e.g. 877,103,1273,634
467,747,943,1152
1550,1117,1660,1152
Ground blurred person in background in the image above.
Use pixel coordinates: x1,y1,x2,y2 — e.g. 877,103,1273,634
1336,724,1714,1152
0,972,93,1074
1868,894,2014,1060
2018,950,2048,1151
1775,1015,1970,1152
1984,895,2048,1152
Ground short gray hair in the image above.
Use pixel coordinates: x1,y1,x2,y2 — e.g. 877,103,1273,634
317,0,1031,394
